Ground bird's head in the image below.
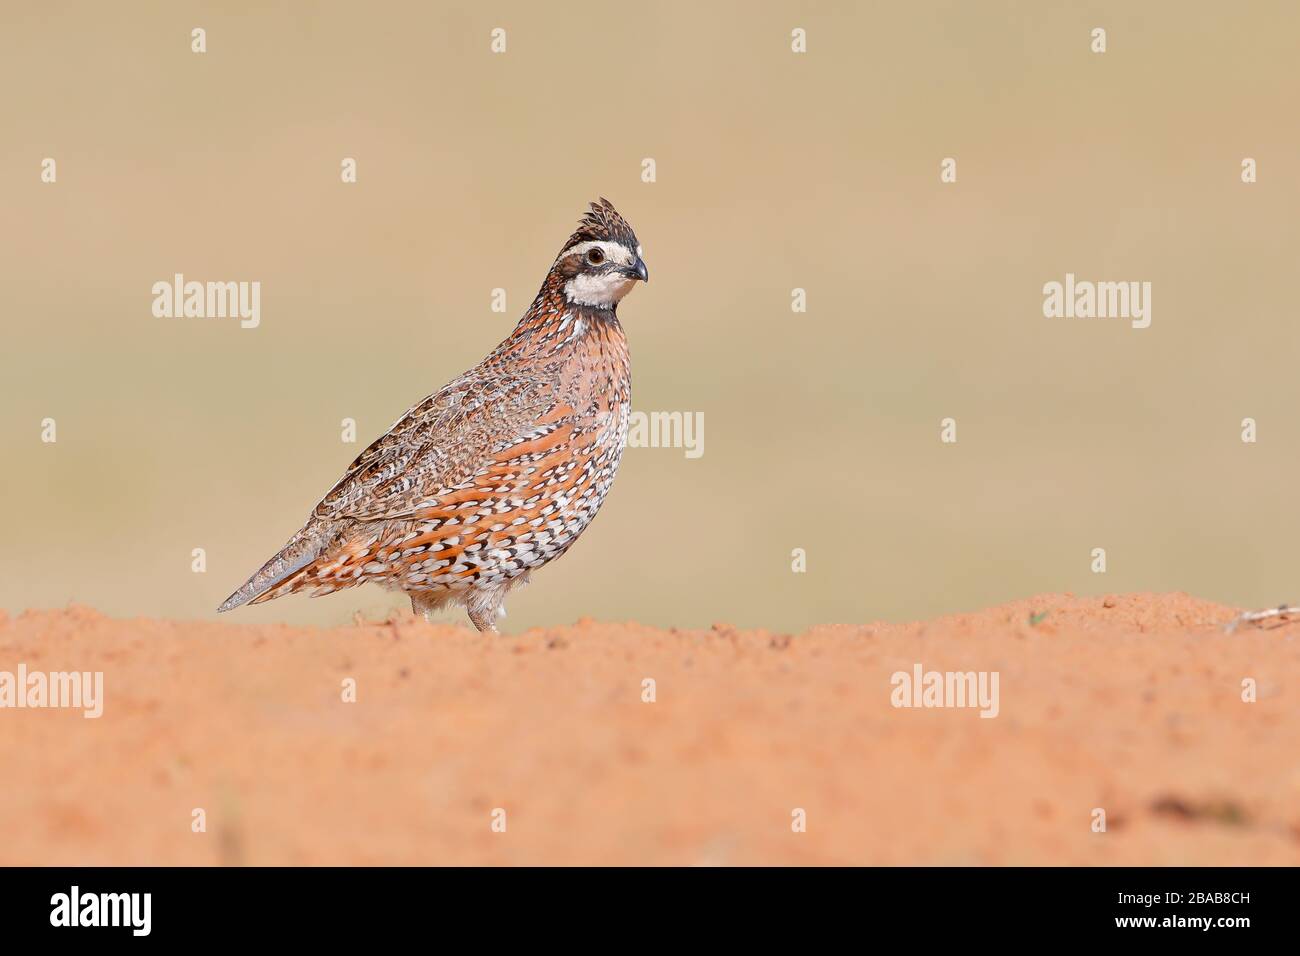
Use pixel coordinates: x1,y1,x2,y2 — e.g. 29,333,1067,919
552,198,648,310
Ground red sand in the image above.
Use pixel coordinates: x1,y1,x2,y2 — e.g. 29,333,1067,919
1,592,1297,865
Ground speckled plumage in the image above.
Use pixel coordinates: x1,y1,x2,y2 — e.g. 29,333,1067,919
218,199,647,631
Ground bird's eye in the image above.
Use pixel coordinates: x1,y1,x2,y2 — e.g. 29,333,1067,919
586,248,605,264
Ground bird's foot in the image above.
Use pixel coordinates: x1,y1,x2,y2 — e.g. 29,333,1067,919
463,585,509,634
1225,603,1300,634
467,607,501,634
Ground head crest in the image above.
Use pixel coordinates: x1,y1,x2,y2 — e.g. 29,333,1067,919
565,198,639,251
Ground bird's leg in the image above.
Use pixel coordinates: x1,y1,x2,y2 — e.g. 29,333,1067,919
466,605,500,634
1225,603,1300,633
409,591,439,623
465,589,505,634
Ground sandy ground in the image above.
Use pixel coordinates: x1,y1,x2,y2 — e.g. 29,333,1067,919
1,593,1297,866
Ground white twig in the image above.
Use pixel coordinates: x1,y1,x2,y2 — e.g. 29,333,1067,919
1226,604,1300,634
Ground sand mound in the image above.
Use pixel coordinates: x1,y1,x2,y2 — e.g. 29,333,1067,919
1,593,1297,865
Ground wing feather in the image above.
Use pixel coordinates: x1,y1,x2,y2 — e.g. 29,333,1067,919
312,374,561,522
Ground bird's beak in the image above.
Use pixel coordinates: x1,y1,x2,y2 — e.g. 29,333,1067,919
627,257,649,283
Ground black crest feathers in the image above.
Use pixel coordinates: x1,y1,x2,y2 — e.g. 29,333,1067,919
565,198,639,251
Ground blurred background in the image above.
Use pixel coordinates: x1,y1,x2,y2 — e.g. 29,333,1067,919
2,1,1299,633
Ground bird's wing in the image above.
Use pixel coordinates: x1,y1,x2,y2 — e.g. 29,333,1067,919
311,373,565,523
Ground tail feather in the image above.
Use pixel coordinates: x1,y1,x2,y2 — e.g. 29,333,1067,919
217,525,331,613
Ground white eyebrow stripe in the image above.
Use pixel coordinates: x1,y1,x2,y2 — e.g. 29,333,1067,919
556,240,633,265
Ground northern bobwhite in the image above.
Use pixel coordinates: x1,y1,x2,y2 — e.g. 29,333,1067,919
218,199,647,632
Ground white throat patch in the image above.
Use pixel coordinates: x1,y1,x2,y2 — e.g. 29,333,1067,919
564,271,637,308
557,240,639,308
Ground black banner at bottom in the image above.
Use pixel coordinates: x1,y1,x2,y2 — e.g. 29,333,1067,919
0,866,1284,942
